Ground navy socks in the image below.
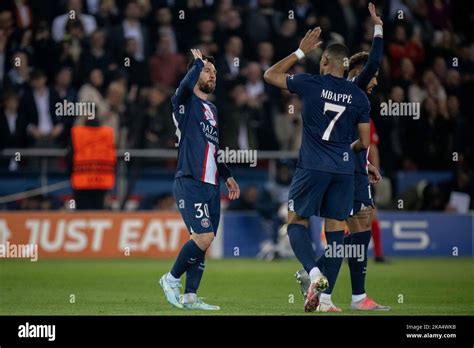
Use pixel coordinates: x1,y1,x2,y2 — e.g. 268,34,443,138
348,230,371,295
170,239,205,280
287,224,317,274
184,250,206,294
317,230,344,294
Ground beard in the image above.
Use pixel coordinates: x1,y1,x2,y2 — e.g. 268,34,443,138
198,80,215,94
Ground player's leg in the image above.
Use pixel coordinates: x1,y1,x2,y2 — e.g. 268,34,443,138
347,204,390,311
287,168,331,312
159,177,212,309
181,183,221,310
315,173,354,312
371,208,386,262
288,211,329,312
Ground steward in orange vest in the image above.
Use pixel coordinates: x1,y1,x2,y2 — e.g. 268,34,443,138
71,125,116,190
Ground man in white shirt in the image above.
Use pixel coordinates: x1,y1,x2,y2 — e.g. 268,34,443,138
23,71,63,147
52,0,97,42
107,1,150,64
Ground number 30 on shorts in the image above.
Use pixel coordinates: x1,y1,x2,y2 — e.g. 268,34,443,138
194,203,210,218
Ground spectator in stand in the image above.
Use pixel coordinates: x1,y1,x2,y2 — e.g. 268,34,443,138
274,96,302,151
52,0,97,42
77,68,107,124
256,41,274,71
191,17,218,56
32,21,56,81
274,19,299,61
53,66,77,144
0,90,27,170
388,23,425,79
94,0,120,29
108,0,150,65
220,83,260,150
215,8,246,50
122,37,150,87
56,19,87,86
5,50,30,94
130,85,175,149
149,33,186,88
216,35,246,89
20,70,63,148
244,0,284,48
80,29,114,76
101,80,125,142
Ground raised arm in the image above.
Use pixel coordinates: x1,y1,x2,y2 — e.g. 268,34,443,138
171,49,204,107
353,2,384,89
263,27,322,89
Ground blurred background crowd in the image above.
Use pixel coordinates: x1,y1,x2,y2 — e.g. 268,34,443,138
0,0,473,212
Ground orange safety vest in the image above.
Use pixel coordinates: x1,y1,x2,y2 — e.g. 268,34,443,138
71,126,116,190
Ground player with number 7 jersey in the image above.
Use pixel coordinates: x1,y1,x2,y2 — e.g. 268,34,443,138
264,27,371,312
284,56,370,225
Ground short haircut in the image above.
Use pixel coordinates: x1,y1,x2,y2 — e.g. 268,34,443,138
187,55,215,71
2,90,19,103
349,52,369,71
31,69,46,80
324,43,350,67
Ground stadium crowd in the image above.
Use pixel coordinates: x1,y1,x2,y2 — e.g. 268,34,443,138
0,0,473,210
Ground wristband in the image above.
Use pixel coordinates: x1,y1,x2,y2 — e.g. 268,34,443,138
374,24,383,37
294,48,305,60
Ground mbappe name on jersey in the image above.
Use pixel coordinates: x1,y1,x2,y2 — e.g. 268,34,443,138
321,89,353,104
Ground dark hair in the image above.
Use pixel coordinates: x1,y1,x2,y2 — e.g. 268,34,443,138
187,55,215,71
2,90,19,104
349,52,369,71
31,69,46,80
324,43,350,66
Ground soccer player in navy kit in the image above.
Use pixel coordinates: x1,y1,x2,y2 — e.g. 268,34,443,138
264,28,371,312
294,2,390,312
160,49,240,310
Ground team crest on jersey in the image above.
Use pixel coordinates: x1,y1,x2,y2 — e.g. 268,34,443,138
201,218,211,228
202,103,217,126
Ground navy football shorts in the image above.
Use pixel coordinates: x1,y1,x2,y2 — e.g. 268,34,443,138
288,167,354,221
351,172,375,215
173,176,221,235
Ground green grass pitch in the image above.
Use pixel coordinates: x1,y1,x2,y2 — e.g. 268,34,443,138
1,258,473,315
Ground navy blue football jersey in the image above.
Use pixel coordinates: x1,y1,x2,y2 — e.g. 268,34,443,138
171,59,231,185
286,73,370,174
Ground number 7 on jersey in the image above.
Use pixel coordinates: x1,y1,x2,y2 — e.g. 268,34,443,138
322,102,346,141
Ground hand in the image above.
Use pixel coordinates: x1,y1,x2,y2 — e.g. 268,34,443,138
225,177,240,200
51,124,64,139
368,2,383,26
190,48,203,61
127,84,138,102
28,125,43,139
298,27,322,55
367,162,381,184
